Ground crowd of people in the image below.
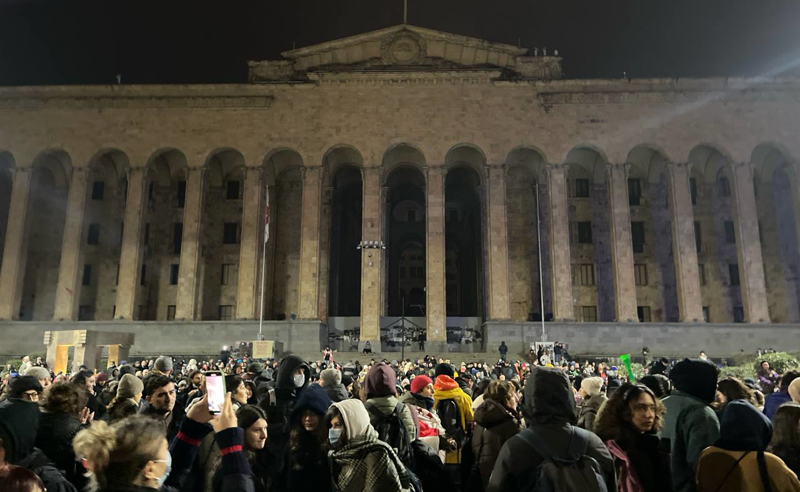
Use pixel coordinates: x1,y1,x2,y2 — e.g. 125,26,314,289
1,349,800,492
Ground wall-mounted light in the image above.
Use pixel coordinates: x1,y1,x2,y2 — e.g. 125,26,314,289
357,240,386,250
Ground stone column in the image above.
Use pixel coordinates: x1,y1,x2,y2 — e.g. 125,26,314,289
546,164,574,321
0,167,32,320
175,167,206,320
426,166,447,344
115,166,148,320
666,163,704,322
606,163,638,322
360,166,384,346
237,166,263,319
731,162,770,322
484,165,511,320
298,166,323,320
53,167,90,321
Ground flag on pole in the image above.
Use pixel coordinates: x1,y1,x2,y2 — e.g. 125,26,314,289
264,185,270,243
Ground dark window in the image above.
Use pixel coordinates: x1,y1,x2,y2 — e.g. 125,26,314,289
91,181,105,200
631,222,645,253
581,306,597,322
221,264,237,285
699,264,707,286
729,264,740,286
628,178,642,206
140,264,147,286
115,264,120,285
733,306,745,323
448,209,458,222
166,305,176,321
226,180,241,200
173,223,183,254
575,179,590,198
718,177,731,198
702,306,710,322
78,305,94,321
690,177,698,205
407,210,416,222
638,306,652,322
176,180,186,208
148,181,155,201
579,264,595,286
577,222,592,244
634,264,648,286
170,264,179,285
87,224,100,245
219,305,234,321
223,222,240,244
695,222,702,252
82,264,92,286
144,223,150,246
725,221,736,244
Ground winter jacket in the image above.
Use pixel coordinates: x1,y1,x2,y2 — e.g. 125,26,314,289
606,435,672,492
471,399,521,491
662,359,720,492
771,443,800,478
696,400,800,492
285,383,333,491
35,411,83,484
763,391,793,420
486,367,615,492
433,374,474,464
365,395,416,446
577,394,607,432
320,368,349,403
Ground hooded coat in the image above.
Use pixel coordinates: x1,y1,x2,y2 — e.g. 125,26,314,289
286,383,333,491
35,410,84,484
328,399,412,492
320,368,349,403
696,400,800,492
364,363,416,447
471,399,521,491
662,358,720,492
486,367,615,492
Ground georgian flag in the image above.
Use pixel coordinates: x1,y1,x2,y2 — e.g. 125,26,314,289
264,185,270,243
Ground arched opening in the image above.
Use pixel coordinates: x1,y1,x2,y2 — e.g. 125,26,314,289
0,152,14,272
691,145,742,323
505,148,548,321
566,147,612,321
267,150,304,321
444,165,483,317
752,144,800,322
142,148,188,321
627,145,679,322
386,165,426,316
199,149,245,320
327,165,363,316
80,149,129,320
19,150,71,320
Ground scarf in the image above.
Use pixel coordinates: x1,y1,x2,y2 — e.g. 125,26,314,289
329,436,411,492
433,376,474,430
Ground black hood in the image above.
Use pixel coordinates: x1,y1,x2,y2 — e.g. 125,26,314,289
670,358,718,404
716,399,773,452
275,355,311,391
0,399,41,464
522,366,577,425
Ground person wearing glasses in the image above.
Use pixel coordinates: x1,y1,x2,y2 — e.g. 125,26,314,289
7,376,42,403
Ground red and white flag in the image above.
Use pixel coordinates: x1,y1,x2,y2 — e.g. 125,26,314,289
264,185,270,243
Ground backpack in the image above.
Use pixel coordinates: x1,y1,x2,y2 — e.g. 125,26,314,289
436,398,466,447
365,401,415,469
519,426,608,492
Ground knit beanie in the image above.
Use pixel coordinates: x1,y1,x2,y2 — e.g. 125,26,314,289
580,376,604,397
155,356,173,373
9,376,42,398
411,375,432,395
117,373,144,399
435,363,455,378
118,365,136,379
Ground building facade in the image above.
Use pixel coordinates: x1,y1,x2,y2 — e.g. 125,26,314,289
2,24,800,358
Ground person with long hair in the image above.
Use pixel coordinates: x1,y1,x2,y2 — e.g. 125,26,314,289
768,403,800,477
108,374,144,422
714,378,755,417
286,383,332,490
325,399,411,492
469,380,521,492
594,383,671,492
757,361,780,395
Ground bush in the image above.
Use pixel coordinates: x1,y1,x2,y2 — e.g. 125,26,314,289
629,362,646,381
720,365,756,381
752,352,800,375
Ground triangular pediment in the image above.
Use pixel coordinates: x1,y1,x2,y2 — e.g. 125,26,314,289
248,24,563,82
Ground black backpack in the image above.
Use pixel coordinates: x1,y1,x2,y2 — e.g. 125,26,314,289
437,398,466,447
365,401,415,469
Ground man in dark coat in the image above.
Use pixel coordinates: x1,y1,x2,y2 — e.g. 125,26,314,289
487,366,616,492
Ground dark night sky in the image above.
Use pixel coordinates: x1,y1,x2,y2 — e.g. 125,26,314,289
1,0,799,86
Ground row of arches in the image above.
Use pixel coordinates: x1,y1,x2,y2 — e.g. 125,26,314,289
0,141,798,325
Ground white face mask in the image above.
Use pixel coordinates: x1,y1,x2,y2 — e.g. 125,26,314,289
293,374,305,388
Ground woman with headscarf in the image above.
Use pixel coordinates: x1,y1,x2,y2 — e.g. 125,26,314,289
594,384,671,492
696,399,800,492
325,399,411,492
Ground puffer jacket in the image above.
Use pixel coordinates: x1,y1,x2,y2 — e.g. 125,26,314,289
577,394,606,432
471,399,521,491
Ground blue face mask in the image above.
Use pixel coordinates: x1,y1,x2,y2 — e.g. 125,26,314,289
156,451,172,488
328,428,343,445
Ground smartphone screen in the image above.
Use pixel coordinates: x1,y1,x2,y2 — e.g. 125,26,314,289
206,372,225,415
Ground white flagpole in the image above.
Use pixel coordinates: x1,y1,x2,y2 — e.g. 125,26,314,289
536,181,546,341
258,185,269,341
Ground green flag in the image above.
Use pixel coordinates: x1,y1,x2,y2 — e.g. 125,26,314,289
620,353,636,382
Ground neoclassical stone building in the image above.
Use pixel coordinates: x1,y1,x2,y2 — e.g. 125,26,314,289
2,24,800,358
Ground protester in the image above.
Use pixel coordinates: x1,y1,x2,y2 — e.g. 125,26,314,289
23,367,52,395
640,374,671,399
695,399,800,492
470,380,521,491
790,377,800,403
320,368,349,403
0,466,46,492
35,383,89,486
487,366,616,492
326,399,412,492
498,342,508,362
7,377,43,404
594,383,671,492
363,363,416,463
286,383,332,490
433,362,474,487
140,375,183,442
764,371,800,419
661,358,720,492
767,402,800,478
108,374,144,422
235,405,268,492
714,377,754,417
577,376,606,432
757,360,780,395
